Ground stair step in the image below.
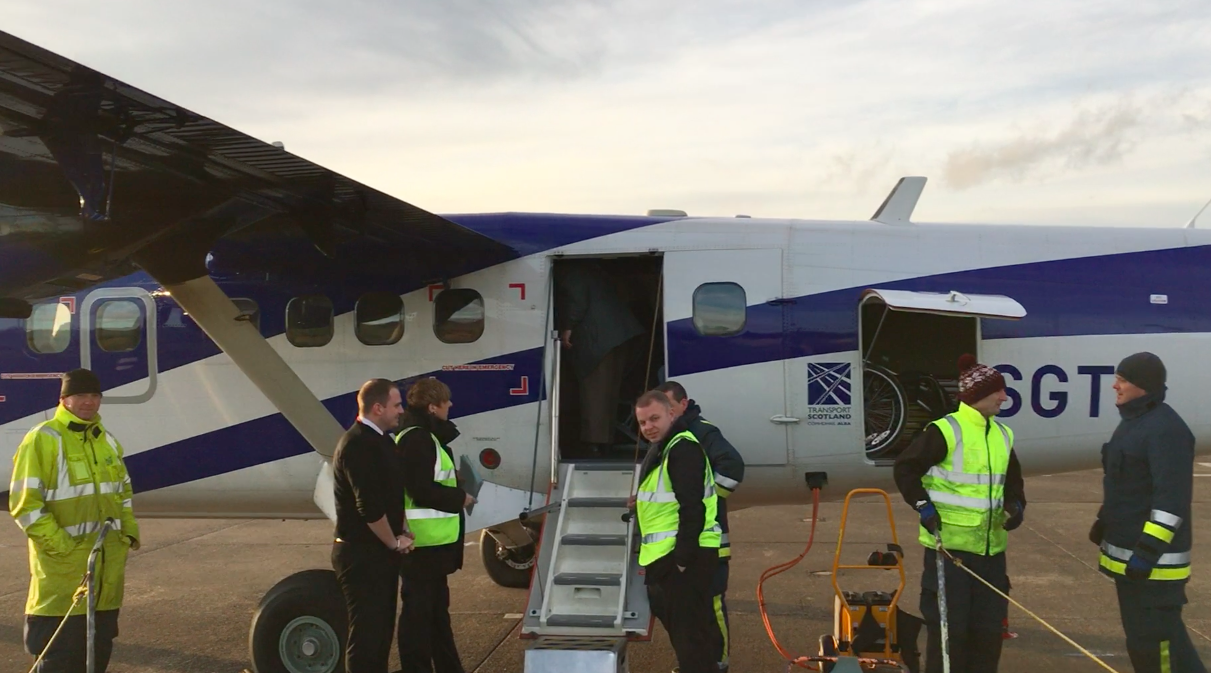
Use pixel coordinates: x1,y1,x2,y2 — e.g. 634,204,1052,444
546,614,617,629
554,573,622,587
568,463,637,473
567,497,629,508
562,534,627,546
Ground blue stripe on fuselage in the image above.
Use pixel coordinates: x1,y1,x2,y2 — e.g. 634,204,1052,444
668,244,1211,376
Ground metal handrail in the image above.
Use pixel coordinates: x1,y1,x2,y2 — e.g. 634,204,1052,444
550,332,562,488
87,518,117,673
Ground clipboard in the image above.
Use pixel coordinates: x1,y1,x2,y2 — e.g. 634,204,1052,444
458,454,484,516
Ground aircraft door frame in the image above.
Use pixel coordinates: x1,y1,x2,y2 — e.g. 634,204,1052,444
80,287,159,404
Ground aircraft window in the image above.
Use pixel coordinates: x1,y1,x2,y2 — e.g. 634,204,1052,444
96,300,144,352
692,282,746,336
286,295,334,348
356,292,404,346
26,302,72,354
232,298,261,334
434,289,484,344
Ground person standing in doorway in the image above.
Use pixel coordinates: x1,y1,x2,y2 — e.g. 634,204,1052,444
555,261,644,457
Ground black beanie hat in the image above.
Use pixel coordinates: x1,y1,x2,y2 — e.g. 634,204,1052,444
1116,352,1166,394
61,368,102,398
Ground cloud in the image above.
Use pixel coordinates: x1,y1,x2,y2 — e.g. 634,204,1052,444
2,0,1211,227
942,101,1143,190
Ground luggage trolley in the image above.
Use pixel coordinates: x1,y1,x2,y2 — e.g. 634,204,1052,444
818,489,924,673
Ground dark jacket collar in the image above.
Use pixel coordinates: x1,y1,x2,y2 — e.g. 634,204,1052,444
400,406,460,445
1118,388,1166,420
683,401,703,424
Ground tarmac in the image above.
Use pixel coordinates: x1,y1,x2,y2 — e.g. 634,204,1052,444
1,467,1209,673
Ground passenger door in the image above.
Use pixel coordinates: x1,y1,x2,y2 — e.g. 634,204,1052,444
663,249,789,466
81,287,158,404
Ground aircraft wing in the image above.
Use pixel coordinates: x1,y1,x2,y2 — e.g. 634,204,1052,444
0,29,518,310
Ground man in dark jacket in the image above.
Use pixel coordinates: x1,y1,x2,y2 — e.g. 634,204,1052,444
633,390,722,673
555,261,644,456
656,380,744,671
1090,353,1206,673
331,379,412,673
394,377,474,673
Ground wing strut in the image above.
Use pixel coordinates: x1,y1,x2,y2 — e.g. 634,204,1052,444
162,276,345,460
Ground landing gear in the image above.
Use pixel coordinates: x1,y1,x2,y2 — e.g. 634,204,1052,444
249,570,347,673
480,529,536,588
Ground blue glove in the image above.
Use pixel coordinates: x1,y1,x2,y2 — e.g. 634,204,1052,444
1003,501,1025,531
916,501,941,534
1125,554,1153,581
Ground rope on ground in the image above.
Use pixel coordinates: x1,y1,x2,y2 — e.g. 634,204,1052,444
935,543,1122,673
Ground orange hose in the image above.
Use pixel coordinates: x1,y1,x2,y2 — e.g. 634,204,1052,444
757,487,822,670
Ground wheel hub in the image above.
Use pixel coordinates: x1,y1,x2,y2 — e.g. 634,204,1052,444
495,542,536,570
279,616,340,673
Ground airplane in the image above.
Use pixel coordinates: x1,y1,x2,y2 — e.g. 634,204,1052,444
1,27,1209,673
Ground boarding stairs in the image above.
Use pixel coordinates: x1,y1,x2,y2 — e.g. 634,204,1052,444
520,460,651,673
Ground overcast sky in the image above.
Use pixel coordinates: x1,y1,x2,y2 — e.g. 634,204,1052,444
6,0,1211,227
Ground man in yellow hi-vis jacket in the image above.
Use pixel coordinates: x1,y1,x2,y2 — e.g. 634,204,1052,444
9,368,140,673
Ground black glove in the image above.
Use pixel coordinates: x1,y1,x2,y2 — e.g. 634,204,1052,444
1088,519,1104,546
916,500,941,534
1003,501,1025,531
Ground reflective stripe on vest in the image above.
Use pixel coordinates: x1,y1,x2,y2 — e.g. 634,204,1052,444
636,431,721,566
395,427,460,547
917,405,1012,555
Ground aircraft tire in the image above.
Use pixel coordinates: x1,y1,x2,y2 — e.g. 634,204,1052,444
249,569,347,673
480,529,535,589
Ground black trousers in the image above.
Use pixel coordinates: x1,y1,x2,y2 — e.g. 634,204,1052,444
648,559,723,673
710,560,730,670
1116,580,1207,673
24,609,119,673
333,541,400,673
919,549,1007,673
398,571,463,673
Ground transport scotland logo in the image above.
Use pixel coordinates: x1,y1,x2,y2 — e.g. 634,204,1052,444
807,363,853,426
808,363,852,406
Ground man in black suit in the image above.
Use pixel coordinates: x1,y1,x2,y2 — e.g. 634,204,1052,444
332,379,413,673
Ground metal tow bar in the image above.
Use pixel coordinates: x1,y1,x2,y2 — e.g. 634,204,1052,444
933,531,950,673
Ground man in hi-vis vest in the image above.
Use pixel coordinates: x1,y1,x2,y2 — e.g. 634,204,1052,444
10,368,140,673
894,355,1027,673
633,390,722,673
394,378,475,673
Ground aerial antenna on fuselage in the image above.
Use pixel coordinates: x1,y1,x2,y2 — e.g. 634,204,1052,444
872,176,927,225
1184,194,1211,229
